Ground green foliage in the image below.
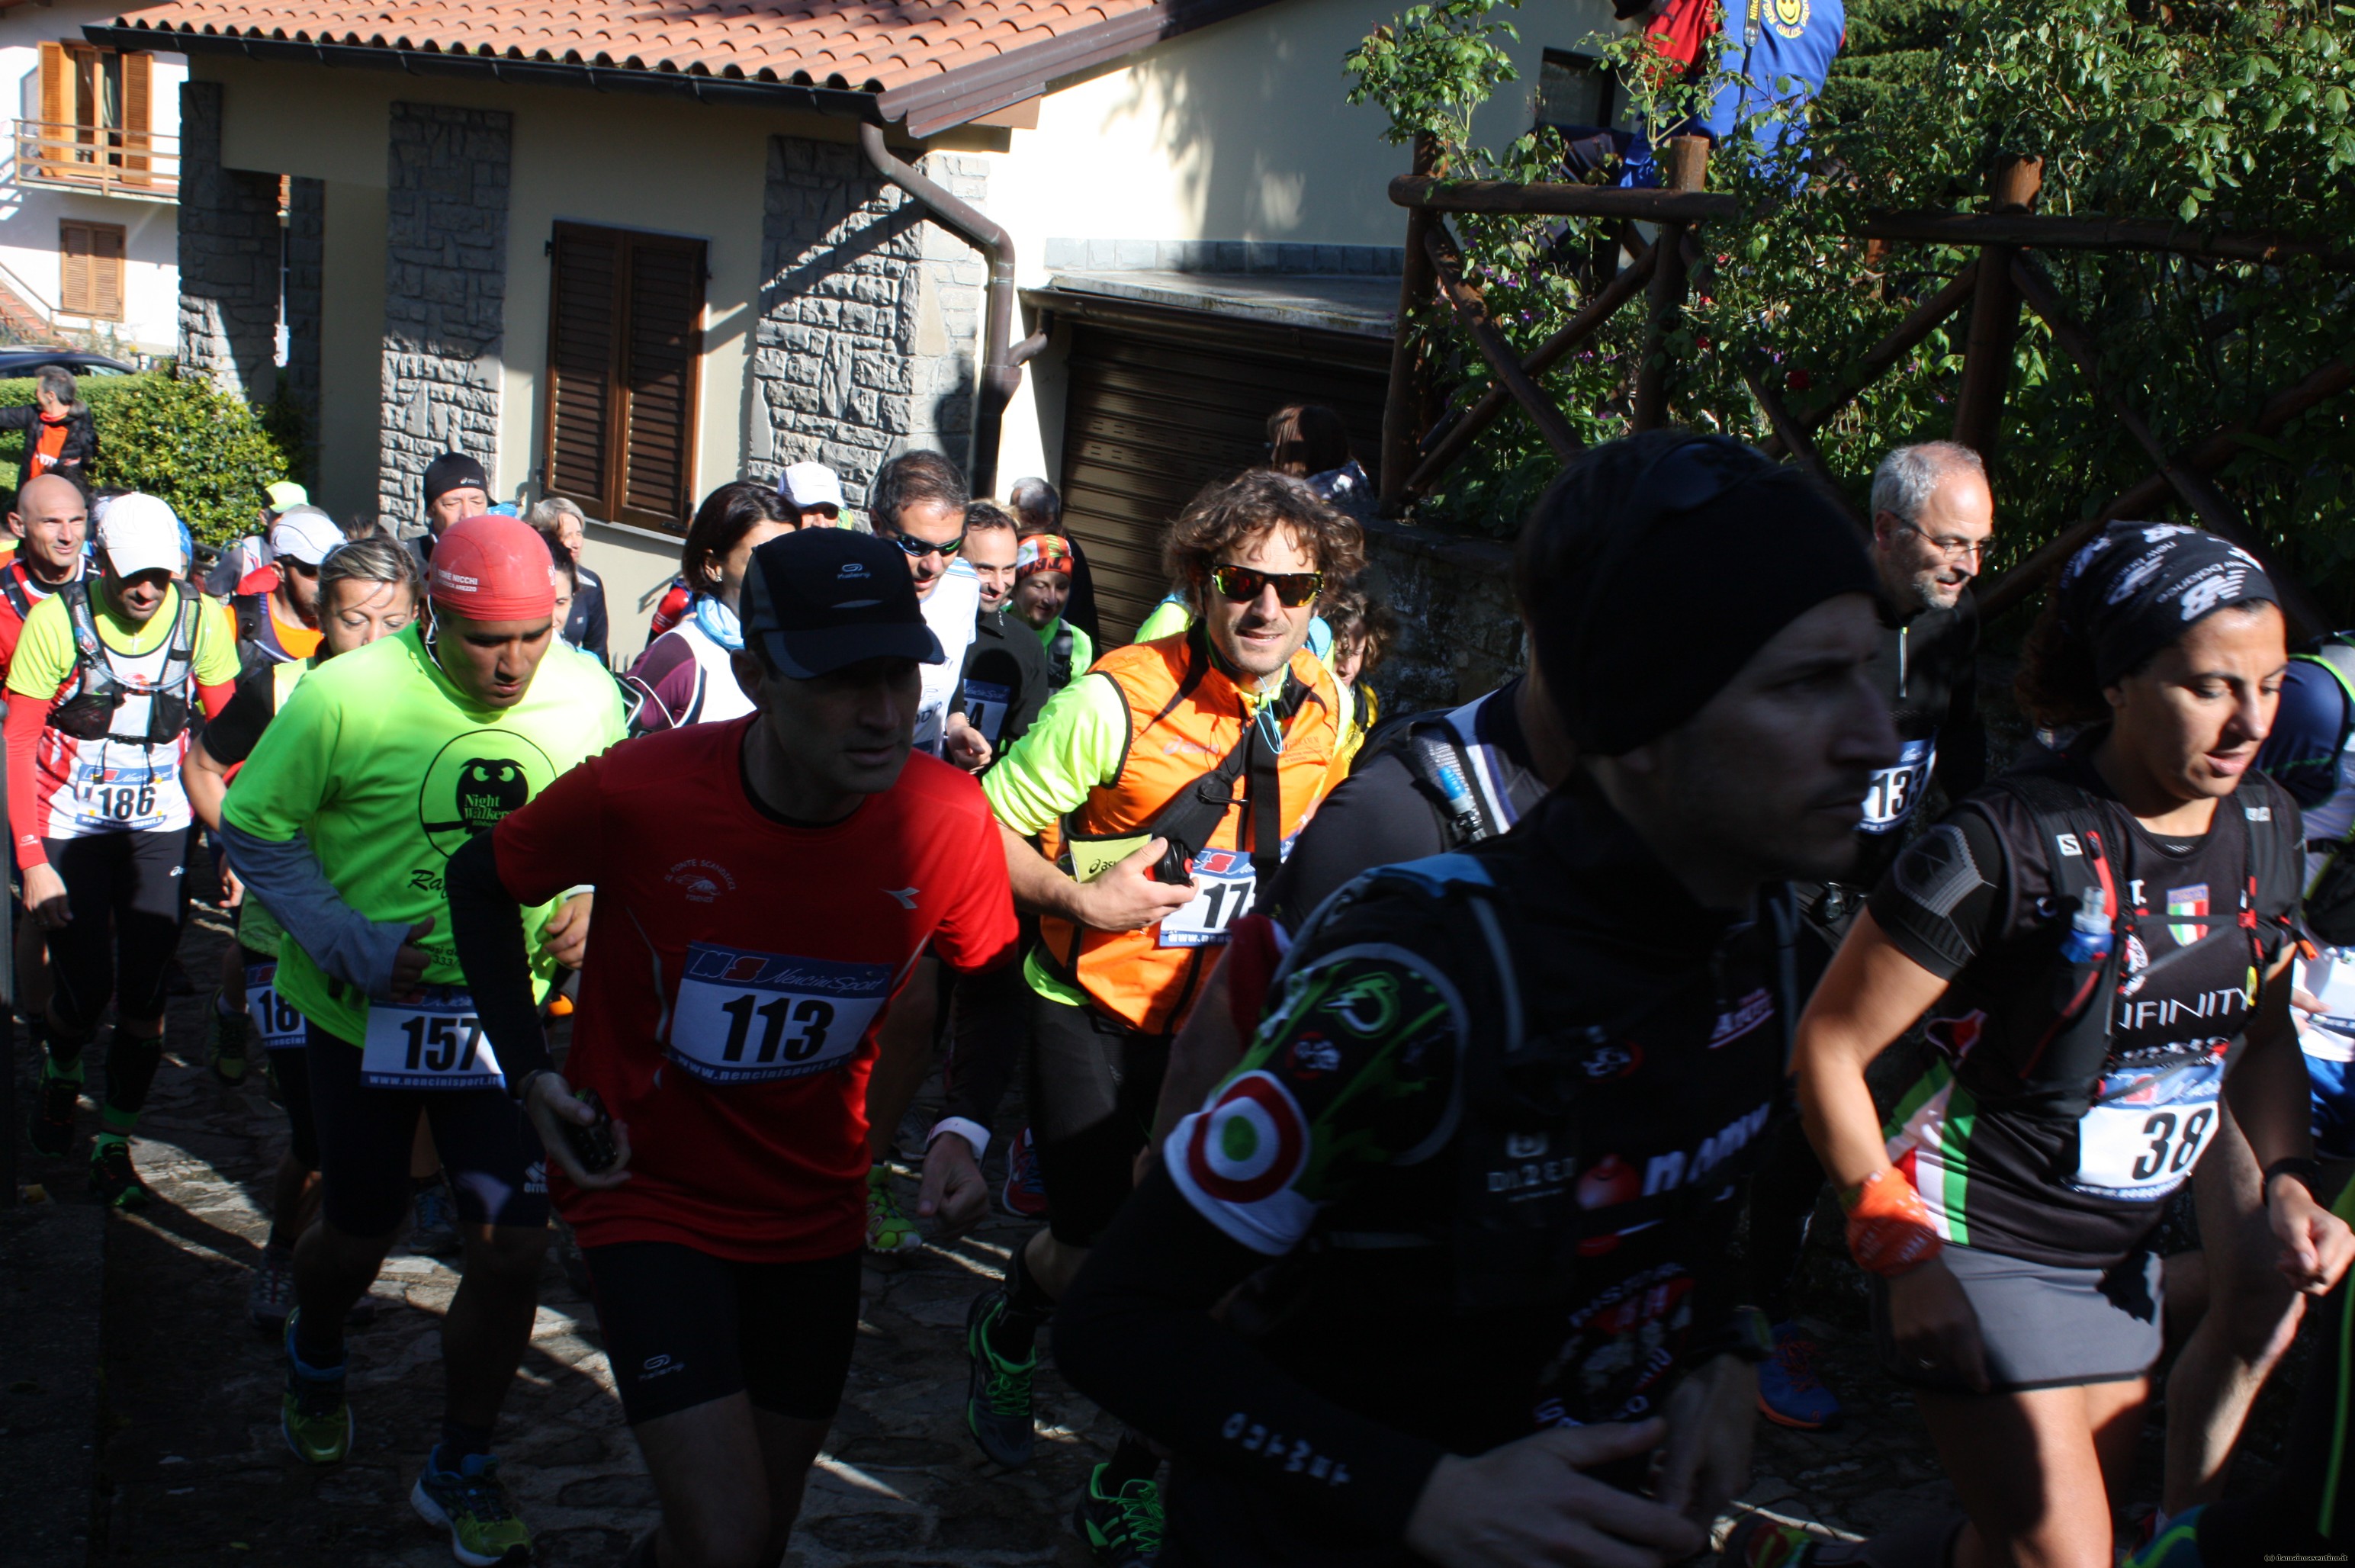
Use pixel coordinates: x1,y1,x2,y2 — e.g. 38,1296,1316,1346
0,370,292,545
1346,0,1524,152
1350,0,2355,622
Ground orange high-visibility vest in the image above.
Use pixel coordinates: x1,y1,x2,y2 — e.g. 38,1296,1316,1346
1039,628,1344,1035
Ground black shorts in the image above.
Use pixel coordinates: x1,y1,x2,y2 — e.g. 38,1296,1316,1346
583,1241,863,1426
42,830,190,1031
1027,991,1171,1247
304,1017,549,1236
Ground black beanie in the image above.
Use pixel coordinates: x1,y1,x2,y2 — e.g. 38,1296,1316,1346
422,452,490,507
1532,438,1878,757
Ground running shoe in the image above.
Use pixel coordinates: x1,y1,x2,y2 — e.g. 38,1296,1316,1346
2119,1507,2208,1567
88,1139,149,1210
27,1067,79,1158
866,1162,922,1255
1073,1464,1163,1567
964,1289,1037,1467
281,1309,353,1465
410,1179,461,1258
1757,1320,1841,1431
206,993,250,1086
249,1247,296,1335
1001,1125,1048,1218
1718,1516,1823,1566
411,1451,532,1566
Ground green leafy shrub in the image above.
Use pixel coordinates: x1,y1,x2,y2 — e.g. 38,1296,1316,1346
0,369,292,545
1351,0,2355,621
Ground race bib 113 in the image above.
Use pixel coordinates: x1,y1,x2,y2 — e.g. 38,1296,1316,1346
667,943,892,1084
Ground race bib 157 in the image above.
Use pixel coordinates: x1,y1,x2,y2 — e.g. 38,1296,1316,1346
667,943,892,1084
360,987,503,1090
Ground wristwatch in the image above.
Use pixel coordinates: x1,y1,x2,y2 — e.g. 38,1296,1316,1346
2263,1156,2327,1206
1685,1305,1775,1365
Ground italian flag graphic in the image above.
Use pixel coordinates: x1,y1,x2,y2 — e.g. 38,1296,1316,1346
2167,884,2209,946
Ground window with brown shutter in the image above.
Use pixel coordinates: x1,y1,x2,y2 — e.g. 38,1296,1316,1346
543,222,705,532
59,221,125,320
33,44,156,191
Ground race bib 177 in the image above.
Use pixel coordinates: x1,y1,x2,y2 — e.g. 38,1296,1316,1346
666,943,892,1084
1157,848,1257,949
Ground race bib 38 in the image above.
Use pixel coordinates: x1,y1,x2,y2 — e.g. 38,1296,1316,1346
667,943,892,1084
2072,1056,2225,1198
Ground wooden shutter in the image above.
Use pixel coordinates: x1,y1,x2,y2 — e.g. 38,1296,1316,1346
542,223,705,532
59,222,123,320
35,43,64,179
618,235,703,526
120,51,150,183
545,223,625,516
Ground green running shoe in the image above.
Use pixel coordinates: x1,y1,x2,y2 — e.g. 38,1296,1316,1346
964,1288,1037,1467
411,1452,532,1566
1073,1463,1163,1567
88,1140,149,1210
865,1162,921,1255
206,994,250,1086
27,1066,79,1158
281,1309,353,1465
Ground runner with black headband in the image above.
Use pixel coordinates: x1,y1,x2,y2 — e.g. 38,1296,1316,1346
1052,432,1898,1568
1734,522,2355,1568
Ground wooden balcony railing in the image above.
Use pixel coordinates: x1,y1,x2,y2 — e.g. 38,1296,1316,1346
12,120,177,199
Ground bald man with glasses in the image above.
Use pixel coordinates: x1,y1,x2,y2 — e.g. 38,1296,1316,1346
1750,437,1997,1436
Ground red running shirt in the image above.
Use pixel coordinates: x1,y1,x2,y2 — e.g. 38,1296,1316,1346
491,716,1018,1260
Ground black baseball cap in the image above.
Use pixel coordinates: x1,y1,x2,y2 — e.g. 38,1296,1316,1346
741,529,944,678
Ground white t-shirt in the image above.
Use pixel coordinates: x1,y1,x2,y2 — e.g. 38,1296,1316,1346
915,558,980,757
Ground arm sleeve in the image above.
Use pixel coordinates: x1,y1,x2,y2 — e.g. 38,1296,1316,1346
8,692,48,871
1937,661,1987,801
978,672,1130,834
1865,805,2010,980
1058,1168,1443,1544
216,819,413,994
198,669,277,767
620,633,698,736
197,679,233,722
446,831,553,1088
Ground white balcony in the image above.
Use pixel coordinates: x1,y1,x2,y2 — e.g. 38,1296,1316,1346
11,120,178,202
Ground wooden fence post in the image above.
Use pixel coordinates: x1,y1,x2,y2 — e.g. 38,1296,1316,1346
1379,132,1442,518
1633,136,1708,431
1950,154,2043,459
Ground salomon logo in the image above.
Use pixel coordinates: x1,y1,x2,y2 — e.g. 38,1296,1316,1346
2056,834,2083,857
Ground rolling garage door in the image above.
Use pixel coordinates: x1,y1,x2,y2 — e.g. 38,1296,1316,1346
1035,289,1391,640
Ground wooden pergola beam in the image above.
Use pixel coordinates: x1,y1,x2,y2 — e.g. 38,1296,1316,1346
1423,224,1582,463
1390,175,1736,223
1759,262,1978,458
1862,210,2355,270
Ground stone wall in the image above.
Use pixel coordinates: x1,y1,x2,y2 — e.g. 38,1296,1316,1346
1361,516,1521,715
747,136,988,512
283,175,325,487
378,103,510,522
175,80,283,403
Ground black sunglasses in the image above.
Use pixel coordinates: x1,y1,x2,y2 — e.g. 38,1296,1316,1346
882,529,962,559
1209,563,1324,607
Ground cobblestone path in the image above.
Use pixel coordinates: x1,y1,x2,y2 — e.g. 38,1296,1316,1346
7,921,2303,1566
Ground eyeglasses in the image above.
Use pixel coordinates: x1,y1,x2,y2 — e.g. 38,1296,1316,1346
882,529,962,559
1894,522,1991,564
1209,563,1325,607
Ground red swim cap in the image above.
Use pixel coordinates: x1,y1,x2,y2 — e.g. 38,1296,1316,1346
429,514,556,622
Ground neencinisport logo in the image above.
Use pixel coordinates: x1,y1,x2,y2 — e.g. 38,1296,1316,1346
417,731,558,858
1183,1071,1309,1206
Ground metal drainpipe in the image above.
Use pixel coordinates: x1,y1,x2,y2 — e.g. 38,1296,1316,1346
858,121,1034,496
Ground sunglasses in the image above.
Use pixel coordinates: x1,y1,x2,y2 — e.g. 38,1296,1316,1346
882,529,962,559
1209,563,1324,608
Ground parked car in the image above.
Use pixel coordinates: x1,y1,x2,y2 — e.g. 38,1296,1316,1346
0,349,136,379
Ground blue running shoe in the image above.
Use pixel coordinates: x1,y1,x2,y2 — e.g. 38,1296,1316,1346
2120,1507,2208,1567
1757,1320,1841,1431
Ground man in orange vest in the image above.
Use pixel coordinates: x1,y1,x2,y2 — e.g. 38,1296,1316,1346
955,468,1360,1563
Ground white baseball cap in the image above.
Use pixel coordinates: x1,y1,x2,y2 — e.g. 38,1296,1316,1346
97,493,184,578
268,505,343,567
779,461,846,514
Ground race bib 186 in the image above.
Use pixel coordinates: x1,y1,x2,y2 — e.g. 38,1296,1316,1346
667,943,892,1084
71,750,179,832
244,961,307,1052
359,987,503,1090
2071,1056,2225,1198
1860,737,1936,835
1157,849,1257,949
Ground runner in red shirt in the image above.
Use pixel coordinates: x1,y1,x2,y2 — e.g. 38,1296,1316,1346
447,526,1015,1568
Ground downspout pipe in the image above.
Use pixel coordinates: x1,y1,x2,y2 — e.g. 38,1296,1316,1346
859,120,1023,497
